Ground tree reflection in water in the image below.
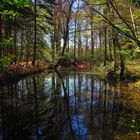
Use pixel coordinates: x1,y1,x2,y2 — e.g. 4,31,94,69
0,71,139,140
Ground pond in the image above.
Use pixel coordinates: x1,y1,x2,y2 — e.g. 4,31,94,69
0,71,139,140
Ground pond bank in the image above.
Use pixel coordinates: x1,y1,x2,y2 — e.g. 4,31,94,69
58,58,140,83
59,61,140,83
0,63,140,111
0,61,48,85
1,60,140,86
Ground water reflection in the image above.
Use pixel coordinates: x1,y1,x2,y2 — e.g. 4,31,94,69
0,71,139,140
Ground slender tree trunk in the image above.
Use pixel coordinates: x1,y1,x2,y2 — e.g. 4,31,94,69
51,32,55,61
104,27,107,66
90,17,94,55
14,24,17,63
84,20,89,58
19,32,24,61
52,0,75,68
115,34,125,80
112,32,117,70
109,39,113,61
74,18,77,62
32,0,37,66
54,17,70,68
26,29,31,65
55,24,61,55
99,31,102,49
67,32,69,53
54,26,57,57
110,5,117,70
129,7,136,35
77,20,81,58
103,1,108,66
54,0,74,68
85,34,88,58
118,44,125,81
5,16,10,56
0,15,2,58
54,0,62,56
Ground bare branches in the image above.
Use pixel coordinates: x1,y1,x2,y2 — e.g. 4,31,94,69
83,0,140,45
109,0,137,39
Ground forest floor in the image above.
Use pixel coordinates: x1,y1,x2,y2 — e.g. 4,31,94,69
59,60,92,70
0,61,48,85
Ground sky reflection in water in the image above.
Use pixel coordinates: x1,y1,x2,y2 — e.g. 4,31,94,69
0,72,139,140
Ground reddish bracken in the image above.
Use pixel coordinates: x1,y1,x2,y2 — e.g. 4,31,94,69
75,61,91,69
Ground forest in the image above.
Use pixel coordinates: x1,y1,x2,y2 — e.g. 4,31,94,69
0,0,140,140
0,0,140,81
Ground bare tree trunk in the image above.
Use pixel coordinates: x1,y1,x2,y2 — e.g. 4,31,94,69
77,20,81,58
112,31,117,70
13,28,17,63
51,32,55,61
99,31,102,49
58,25,61,53
5,16,11,56
85,20,89,58
26,29,31,65
54,16,70,68
55,24,61,55
74,18,77,62
108,39,113,61
90,16,94,55
115,32,125,80
85,33,88,58
117,41,125,81
54,1,74,68
104,27,107,66
32,0,37,66
19,32,24,61
0,15,2,58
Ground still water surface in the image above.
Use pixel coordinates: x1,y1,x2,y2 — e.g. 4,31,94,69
0,71,139,140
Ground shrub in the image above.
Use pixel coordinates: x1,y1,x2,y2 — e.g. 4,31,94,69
0,55,15,71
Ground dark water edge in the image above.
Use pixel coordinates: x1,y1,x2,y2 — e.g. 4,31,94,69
0,71,139,140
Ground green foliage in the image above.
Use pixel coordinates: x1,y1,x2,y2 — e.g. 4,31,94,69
118,50,132,60
0,0,31,17
126,60,140,77
3,0,31,7
116,24,130,33
133,47,140,59
0,38,14,49
2,10,22,17
133,81,140,88
91,49,105,64
43,49,52,61
129,0,140,7
0,55,15,71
